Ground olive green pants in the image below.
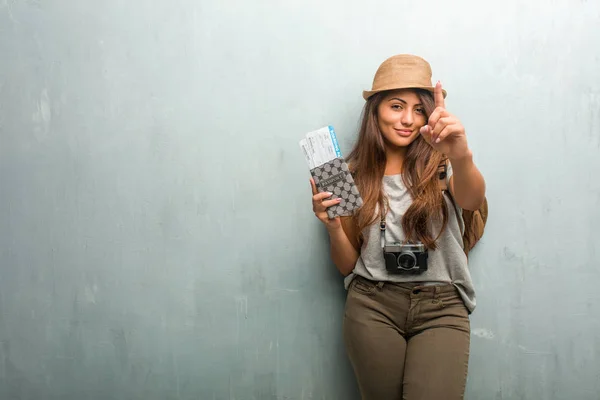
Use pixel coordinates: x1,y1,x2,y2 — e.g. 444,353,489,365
343,276,471,400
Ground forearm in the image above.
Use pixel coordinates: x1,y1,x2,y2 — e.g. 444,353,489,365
449,150,486,211
327,226,359,276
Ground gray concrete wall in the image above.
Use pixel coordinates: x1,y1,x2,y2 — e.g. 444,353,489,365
1,0,599,398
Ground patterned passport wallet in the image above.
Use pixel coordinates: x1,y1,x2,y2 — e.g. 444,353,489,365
310,157,364,219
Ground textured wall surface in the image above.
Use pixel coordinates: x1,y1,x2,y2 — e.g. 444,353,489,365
1,0,599,398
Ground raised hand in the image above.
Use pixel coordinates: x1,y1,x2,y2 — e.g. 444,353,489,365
419,81,471,160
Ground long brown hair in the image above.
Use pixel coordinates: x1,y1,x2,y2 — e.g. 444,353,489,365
345,89,448,249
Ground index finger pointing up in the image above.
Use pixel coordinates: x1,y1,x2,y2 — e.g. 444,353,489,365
434,81,445,108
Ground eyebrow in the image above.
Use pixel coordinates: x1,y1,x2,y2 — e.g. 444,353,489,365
388,98,423,106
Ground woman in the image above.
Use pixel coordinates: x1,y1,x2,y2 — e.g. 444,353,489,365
309,54,486,399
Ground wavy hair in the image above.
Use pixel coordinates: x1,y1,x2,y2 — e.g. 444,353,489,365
345,89,448,249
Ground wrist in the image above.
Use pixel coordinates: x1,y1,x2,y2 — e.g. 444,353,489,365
449,148,473,166
327,224,343,234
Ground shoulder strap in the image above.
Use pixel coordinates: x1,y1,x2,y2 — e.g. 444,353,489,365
437,158,449,191
437,158,465,237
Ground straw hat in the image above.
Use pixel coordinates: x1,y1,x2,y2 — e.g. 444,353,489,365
362,54,447,100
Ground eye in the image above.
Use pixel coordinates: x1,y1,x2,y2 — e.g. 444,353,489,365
415,108,425,115
391,104,402,110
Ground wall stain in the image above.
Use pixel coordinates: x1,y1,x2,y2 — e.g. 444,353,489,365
110,327,129,369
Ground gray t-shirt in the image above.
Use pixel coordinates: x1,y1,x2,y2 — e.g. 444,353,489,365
343,166,476,313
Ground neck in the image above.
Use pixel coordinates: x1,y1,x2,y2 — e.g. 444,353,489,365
384,145,407,175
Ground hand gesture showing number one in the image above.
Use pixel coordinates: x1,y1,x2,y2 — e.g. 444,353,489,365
419,82,471,160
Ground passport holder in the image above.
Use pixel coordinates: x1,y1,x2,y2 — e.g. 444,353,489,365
310,157,364,219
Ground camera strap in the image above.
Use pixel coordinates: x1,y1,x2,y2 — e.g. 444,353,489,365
378,160,463,252
380,213,386,249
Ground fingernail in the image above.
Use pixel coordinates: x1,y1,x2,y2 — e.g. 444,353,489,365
435,137,441,143
326,192,333,196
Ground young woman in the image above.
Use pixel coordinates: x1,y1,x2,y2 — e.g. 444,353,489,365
310,54,486,400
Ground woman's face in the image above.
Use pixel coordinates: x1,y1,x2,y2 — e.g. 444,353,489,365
377,89,427,148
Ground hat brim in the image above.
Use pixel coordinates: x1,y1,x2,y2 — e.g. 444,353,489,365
362,86,447,101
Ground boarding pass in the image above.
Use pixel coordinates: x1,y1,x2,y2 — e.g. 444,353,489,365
299,125,343,169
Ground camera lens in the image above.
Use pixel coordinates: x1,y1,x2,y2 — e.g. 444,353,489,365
398,252,416,270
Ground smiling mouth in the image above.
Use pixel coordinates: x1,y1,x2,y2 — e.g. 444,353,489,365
394,129,414,137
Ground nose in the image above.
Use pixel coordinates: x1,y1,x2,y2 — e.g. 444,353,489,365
400,110,413,126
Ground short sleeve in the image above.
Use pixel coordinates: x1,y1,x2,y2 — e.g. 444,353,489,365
444,161,464,218
445,160,453,186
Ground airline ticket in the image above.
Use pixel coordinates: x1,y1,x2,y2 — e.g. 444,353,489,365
299,125,342,169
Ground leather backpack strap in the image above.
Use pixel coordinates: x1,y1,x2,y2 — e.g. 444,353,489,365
438,157,465,238
437,157,449,192
437,157,488,257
